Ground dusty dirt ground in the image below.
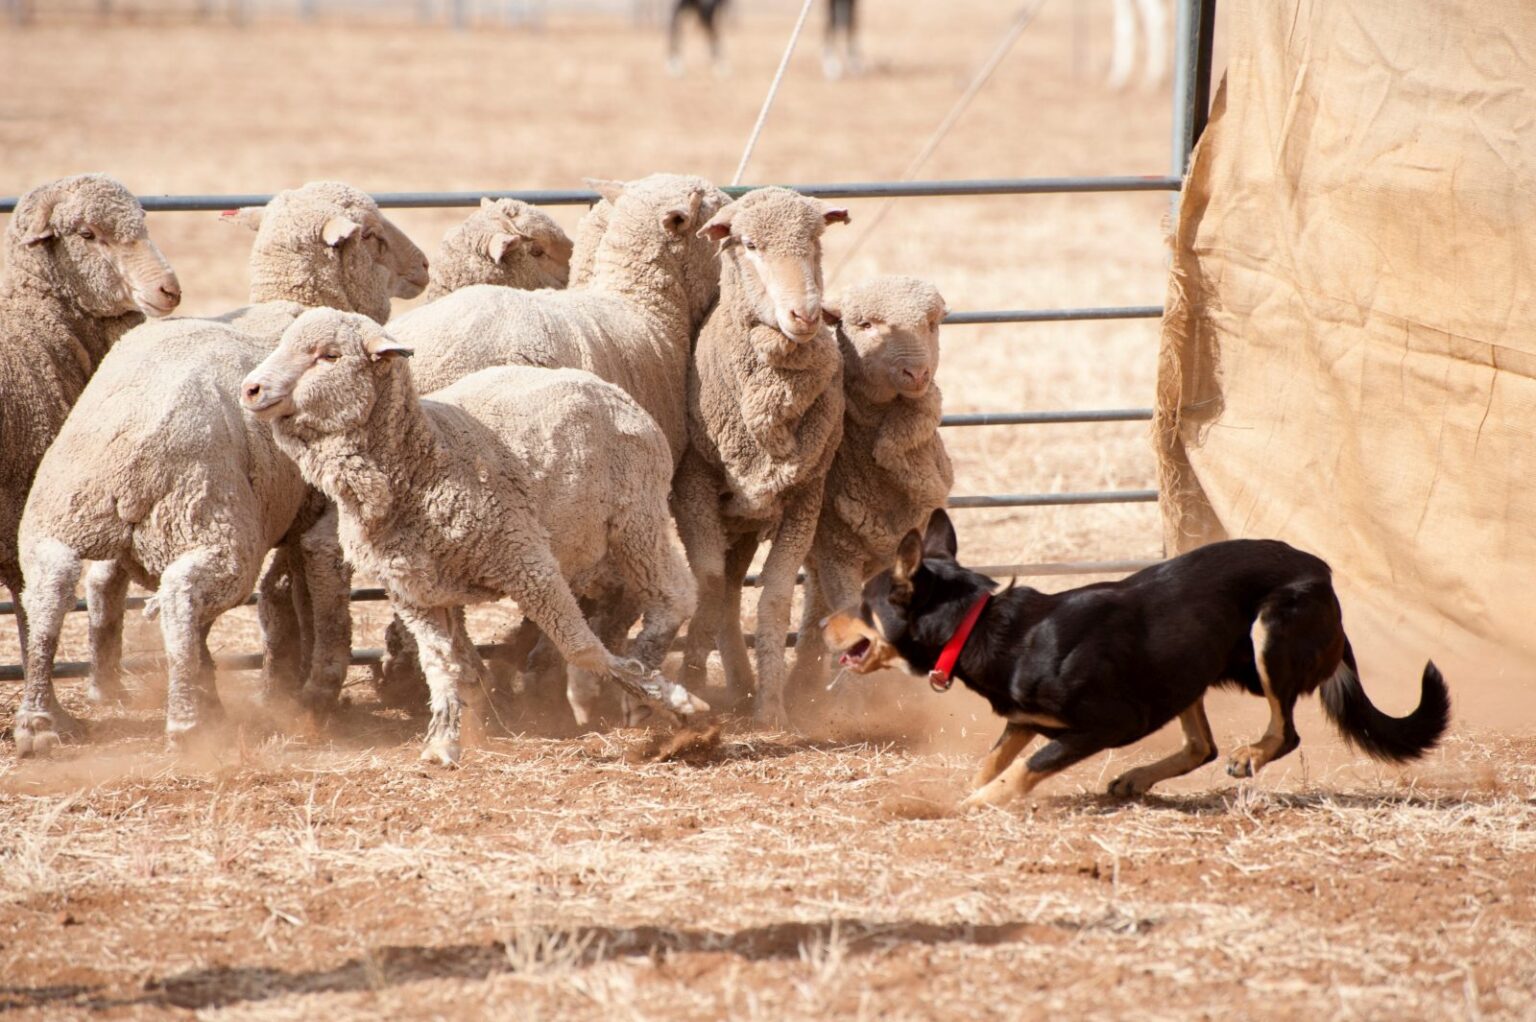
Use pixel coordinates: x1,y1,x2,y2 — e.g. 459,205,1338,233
2,2,1534,1019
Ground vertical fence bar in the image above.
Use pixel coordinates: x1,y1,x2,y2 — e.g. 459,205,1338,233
1170,0,1216,180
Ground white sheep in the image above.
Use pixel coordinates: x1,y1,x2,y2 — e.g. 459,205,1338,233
240,309,708,765
0,174,180,675
673,186,849,726
12,183,428,755
425,197,573,300
788,275,954,694
388,173,729,464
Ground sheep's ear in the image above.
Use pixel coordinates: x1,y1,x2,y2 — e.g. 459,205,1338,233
697,205,734,244
821,302,843,327
584,178,626,205
363,330,414,362
322,216,363,248
820,203,852,227
479,196,498,211
14,183,60,245
488,232,521,264
221,206,264,232
922,509,958,562
893,529,924,584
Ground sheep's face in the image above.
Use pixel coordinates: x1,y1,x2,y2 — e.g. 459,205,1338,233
9,175,181,319
831,276,947,403
699,187,849,345
432,199,573,296
230,182,428,324
241,309,413,437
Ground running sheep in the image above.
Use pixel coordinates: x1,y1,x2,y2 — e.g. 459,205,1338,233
789,275,954,694
0,175,180,672
240,309,708,765
12,183,427,755
425,197,573,300
672,186,849,726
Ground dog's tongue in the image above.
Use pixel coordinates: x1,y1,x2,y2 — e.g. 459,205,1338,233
839,652,855,666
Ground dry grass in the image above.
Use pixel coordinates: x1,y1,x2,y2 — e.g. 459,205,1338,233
2,3,1534,1019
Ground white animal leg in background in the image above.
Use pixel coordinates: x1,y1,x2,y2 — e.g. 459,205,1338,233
1138,0,1168,87
156,546,248,744
1107,0,1136,89
396,601,466,766
752,489,822,727
84,559,131,705
297,503,352,710
14,537,85,756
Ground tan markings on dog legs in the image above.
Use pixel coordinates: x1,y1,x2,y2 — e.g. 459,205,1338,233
1108,698,1216,797
961,756,1058,810
1227,618,1291,777
971,723,1037,790
1006,711,1069,729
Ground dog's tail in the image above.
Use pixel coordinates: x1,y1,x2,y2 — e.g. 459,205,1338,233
1320,640,1450,762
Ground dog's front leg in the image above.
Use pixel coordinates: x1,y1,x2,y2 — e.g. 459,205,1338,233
1108,699,1217,796
961,735,1100,809
970,722,1036,790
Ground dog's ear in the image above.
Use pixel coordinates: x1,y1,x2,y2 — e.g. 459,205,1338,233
893,528,924,585
922,509,958,561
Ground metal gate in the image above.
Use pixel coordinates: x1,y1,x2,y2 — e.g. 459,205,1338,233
0,0,1217,683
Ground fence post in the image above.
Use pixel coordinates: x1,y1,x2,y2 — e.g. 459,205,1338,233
1169,0,1217,180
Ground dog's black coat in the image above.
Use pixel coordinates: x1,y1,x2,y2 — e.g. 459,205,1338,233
850,512,1449,787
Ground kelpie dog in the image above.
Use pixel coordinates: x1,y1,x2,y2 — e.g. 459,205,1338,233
823,511,1450,808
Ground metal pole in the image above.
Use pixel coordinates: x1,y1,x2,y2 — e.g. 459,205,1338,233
1169,0,1216,179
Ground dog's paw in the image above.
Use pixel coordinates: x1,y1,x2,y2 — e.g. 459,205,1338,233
1107,770,1153,798
960,782,1013,812
1226,745,1264,778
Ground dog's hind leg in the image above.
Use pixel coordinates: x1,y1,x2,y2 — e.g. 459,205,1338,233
1227,615,1302,777
1108,698,1217,796
971,722,1037,790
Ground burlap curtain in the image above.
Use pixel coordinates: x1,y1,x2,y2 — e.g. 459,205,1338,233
1156,0,1536,693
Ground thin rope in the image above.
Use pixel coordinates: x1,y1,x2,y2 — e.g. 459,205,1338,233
830,1,1045,282
732,0,818,187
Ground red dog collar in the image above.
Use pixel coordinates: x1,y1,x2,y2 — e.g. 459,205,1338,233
928,593,990,692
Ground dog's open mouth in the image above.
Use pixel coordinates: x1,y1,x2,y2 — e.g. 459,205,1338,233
839,637,873,668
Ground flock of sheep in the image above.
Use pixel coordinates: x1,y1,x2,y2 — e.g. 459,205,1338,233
1,172,954,764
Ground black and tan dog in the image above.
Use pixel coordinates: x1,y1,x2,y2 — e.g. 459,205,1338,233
824,511,1450,808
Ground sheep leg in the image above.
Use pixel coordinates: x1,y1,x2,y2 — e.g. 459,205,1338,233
158,546,247,745
500,541,707,722
753,492,822,729
14,538,86,757
84,559,131,705
1,558,29,666
379,614,428,711
713,534,758,709
297,504,352,712
787,563,832,695
395,601,466,766
567,592,637,728
257,546,304,700
673,454,731,698
788,556,861,697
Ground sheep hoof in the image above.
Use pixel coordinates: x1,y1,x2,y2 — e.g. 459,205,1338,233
611,659,711,718
13,712,64,759
86,677,129,706
421,739,462,768
299,683,342,716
